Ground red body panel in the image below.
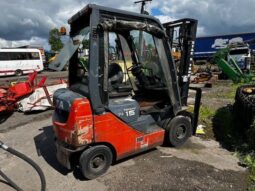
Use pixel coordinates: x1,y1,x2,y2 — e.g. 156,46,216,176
94,113,165,160
53,98,93,146
54,99,165,160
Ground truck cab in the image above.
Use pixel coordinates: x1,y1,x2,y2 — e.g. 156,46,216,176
228,43,251,72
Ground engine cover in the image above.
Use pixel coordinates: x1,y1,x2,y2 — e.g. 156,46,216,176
53,88,85,112
108,98,139,123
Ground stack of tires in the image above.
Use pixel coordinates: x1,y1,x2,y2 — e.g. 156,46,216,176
234,84,255,147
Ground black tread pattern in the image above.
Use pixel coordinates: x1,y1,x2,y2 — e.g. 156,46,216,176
233,84,255,132
163,116,192,147
79,145,113,180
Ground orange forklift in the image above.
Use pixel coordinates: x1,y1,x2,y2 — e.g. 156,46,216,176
52,4,201,179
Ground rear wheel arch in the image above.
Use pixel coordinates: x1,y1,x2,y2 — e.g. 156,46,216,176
79,144,114,179
91,142,117,163
69,142,117,169
177,111,194,129
163,115,192,147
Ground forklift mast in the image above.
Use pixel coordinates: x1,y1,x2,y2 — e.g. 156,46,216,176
163,19,198,105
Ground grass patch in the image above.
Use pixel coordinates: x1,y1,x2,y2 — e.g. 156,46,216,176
239,121,255,188
212,106,243,149
205,83,241,100
198,105,255,188
198,80,255,187
198,106,216,139
237,148,255,191
219,82,254,99
221,86,238,99
212,106,255,188
200,106,215,118
220,83,241,99
239,152,255,182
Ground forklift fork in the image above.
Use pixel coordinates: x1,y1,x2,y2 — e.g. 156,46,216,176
189,87,202,135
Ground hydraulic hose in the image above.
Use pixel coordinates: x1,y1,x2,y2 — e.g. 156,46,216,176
0,169,23,191
0,141,46,191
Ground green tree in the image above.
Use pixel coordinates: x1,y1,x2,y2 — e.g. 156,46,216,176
48,28,63,51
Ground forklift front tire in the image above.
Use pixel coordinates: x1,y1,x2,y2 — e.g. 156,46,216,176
79,145,113,180
167,116,192,147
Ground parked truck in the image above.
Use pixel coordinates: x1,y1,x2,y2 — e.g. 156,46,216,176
194,32,255,60
194,32,255,72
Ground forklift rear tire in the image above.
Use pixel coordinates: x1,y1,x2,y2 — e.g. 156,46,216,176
79,145,113,180
166,115,192,147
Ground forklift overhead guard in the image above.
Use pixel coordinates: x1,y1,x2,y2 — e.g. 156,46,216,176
98,20,165,38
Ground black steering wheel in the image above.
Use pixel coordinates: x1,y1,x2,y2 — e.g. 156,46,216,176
108,63,124,86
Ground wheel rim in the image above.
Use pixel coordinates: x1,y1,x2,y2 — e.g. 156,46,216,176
176,125,186,140
89,154,106,172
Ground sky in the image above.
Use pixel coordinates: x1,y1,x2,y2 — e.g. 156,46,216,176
0,0,255,50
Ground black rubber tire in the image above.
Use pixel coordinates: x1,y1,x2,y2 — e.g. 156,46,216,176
79,145,113,180
15,70,23,76
234,84,255,131
165,115,192,147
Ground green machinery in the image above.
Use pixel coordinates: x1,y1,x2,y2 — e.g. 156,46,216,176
213,47,254,83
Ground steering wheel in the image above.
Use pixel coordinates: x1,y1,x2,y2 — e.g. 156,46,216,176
108,63,124,85
127,64,135,72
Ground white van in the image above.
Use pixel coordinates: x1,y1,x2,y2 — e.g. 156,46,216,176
0,49,44,76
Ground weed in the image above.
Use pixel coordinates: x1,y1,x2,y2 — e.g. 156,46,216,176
212,105,255,187
199,106,215,124
212,105,240,149
240,121,255,186
211,106,255,189
198,106,216,139
221,84,239,99
201,81,255,188
238,148,255,191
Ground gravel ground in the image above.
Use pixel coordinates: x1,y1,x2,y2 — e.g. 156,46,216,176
101,151,247,191
0,119,249,191
0,75,250,190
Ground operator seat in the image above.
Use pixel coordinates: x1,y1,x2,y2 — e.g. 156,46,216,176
70,83,89,98
69,67,90,97
108,63,132,98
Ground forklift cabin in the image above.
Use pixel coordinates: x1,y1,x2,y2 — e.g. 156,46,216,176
53,4,201,180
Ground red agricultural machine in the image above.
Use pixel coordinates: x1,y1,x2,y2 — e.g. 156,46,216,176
0,71,46,114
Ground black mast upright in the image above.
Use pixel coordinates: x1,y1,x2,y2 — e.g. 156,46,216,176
134,0,152,59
